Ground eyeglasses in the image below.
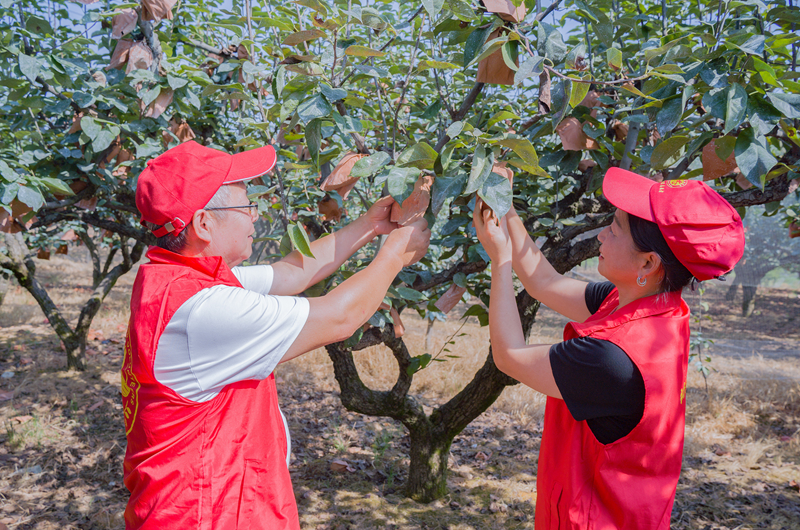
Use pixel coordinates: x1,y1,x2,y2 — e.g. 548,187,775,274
204,203,259,219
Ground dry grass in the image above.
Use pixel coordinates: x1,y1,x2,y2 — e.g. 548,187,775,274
1,253,799,529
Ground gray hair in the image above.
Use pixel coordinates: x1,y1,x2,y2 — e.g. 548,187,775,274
144,184,233,253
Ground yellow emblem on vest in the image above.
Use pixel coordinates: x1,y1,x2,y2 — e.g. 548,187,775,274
121,330,140,435
679,381,687,404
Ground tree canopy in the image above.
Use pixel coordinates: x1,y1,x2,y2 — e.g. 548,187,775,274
1,0,799,501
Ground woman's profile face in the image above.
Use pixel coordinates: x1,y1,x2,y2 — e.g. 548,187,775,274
597,209,645,286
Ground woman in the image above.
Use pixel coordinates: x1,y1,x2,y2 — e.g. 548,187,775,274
473,168,744,529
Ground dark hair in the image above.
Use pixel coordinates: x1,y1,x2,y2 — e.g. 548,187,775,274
143,221,192,253
627,214,694,293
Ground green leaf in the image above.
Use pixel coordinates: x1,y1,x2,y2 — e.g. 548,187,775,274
141,85,162,107
470,35,508,67
447,0,478,21
656,97,683,135
422,0,444,18
351,151,391,178
514,55,544,85
396,142,437,170
463,25,493,67
16,185,44,211
620,83,654,100
417,60,459,71
359,7,388,31
18,54,42,83
93,127,119,152
446,121,464,138
723,83,748,135
734,127,778,188
569,76,591,109
345,45,385,57
606,47,623,71
766,92,800,119
167,74,189,90
478,171,513,217
386,167,421,204
501,41,519,71
565,44,587,70
734,34,765,55
294,0,329,16
288,223,315,258
431,173,467,216
283,29,326,45
320,83,347,102
39,178,74,196
651,136,691,170
80,116,101,141
487,110,521,129
305,118,322,168
466,144,493,194
747,96,782,136
396,286,426,301
493,138,548,177
537,22,567,64
296,94,332,125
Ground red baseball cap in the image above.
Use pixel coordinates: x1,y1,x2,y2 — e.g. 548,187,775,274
602,167,745,281
136,141,276,237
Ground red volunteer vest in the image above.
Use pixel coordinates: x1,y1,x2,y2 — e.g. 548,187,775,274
535,288,690,529
122,247,299,530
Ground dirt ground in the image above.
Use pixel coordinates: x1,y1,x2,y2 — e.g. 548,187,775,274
1,254,799,529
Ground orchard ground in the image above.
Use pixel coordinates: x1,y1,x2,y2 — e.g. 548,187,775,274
1,252,799,529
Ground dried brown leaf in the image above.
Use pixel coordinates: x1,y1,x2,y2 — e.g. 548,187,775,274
320,152,368,200
143,88,174,119
538,70,551,114
390,175,434,226
318,196,342,223
141,0,177,23
482,0,527,22
126,41,154,74
434,284,467,314
702,139,740,181
109,39,133,70
111,8,137,39
476,29,516,86
556,118,598,151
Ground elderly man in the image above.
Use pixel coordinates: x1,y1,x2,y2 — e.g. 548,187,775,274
121,141,430,529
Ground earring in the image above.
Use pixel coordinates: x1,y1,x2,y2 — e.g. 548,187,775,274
637,276,647,287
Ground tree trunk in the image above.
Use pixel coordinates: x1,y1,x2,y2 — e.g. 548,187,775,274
0,275,8,308
725,282,739,302
65,336,86,371
405,424,452,502
742,285,757,317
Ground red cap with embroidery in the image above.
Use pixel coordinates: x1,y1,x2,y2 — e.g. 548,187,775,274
602,167,745,281
136,141,276,238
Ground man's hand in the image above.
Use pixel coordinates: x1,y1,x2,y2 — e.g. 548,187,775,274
363,195,399,237
382,219,431,267
473,198,512,264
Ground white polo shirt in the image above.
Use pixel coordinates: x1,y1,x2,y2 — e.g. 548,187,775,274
152,264,309,466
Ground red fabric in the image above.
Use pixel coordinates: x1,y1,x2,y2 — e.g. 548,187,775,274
602,168,744,281
136,141,276,236
122,247,299,530
535,288,690,529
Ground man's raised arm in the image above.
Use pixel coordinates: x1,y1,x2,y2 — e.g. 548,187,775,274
280,219,429,362
269,196,397,296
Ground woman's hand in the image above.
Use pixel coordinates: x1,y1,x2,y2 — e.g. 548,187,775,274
363,195,399,237
473,198,512,264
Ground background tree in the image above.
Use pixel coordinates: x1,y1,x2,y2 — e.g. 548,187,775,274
0,0,798,502
725,201,800,316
